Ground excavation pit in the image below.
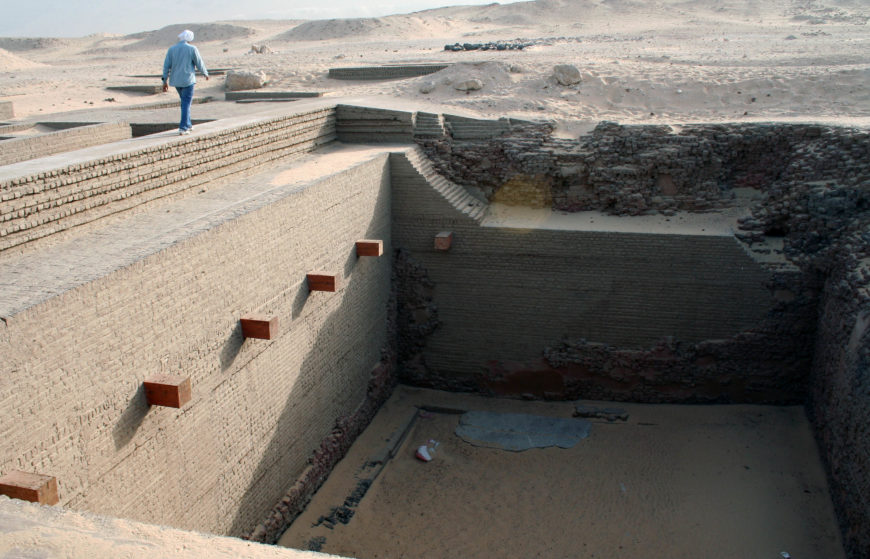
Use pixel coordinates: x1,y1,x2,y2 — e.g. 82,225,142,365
0,102,867,559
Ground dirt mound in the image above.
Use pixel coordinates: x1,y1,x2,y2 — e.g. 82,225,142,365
121,23,255,50
0,48,48,70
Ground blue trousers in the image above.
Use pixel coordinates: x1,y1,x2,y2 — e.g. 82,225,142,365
175,85,194,131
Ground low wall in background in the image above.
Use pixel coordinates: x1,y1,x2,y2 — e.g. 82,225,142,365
0,122,132,167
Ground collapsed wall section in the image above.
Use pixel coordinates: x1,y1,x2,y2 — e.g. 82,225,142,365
390,147,812,403
0,136,393,538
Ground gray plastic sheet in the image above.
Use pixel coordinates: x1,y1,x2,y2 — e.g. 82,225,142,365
455,411,591,451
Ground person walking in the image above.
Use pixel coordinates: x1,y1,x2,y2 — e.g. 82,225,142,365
162,29,208,135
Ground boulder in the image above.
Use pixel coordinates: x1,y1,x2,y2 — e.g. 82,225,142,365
225,70,269,91
454,78,484,91
419,80,436,94
552,64,581,86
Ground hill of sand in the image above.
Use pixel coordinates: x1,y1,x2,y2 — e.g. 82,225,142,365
0,48,47,70
0,0,867,125
121,23,257,50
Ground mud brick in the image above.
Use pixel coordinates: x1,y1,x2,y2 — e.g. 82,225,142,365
0,471,59,505
144,375,192,408
355,239,384,257
434,231,453,251
307,272,339,292
240,314,279,340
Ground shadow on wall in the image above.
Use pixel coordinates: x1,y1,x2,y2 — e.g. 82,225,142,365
112,385,150,450
227,164,393,539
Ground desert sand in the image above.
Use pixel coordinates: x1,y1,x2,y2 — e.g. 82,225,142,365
0,0,867,128
278,386,844,559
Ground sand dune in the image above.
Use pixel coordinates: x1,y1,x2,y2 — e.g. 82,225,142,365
276,16,458,41
0,48,48,70
121,23,257,50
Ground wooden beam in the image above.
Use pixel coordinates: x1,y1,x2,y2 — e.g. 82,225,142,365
434,231,454,251
355,239,384,257
240,314,279,340
0,471,59,505
144,375,192,408
307,272,339,292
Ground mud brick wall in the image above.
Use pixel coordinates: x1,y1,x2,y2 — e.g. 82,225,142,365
390,149,812,403
0,153,392,537
335,104,414,144
0,107,336,252
0,122,132,167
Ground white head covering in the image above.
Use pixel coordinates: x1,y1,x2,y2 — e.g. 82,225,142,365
178,29,194,42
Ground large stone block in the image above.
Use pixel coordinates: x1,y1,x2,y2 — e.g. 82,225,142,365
225,71,270,91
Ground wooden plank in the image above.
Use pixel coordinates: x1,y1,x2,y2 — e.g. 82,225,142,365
434,231,454,251
0,471,58,505
240,314,279,340
307,272,339,292
356,239,384,257
144,375,192,408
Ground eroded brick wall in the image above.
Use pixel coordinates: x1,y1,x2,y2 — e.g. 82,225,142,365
390,148,811,403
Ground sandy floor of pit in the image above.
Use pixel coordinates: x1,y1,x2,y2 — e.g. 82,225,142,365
278,386,843,559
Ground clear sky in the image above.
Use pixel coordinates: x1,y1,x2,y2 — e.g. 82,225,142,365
0,0,524,38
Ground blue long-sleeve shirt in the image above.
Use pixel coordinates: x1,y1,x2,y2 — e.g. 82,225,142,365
162,41,207,88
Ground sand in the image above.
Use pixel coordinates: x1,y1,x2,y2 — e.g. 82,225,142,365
278,386,845,559
0,0,867,127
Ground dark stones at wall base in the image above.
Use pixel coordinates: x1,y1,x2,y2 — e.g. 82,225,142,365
393,248,446,388
417,122,870,220
246,344,398,545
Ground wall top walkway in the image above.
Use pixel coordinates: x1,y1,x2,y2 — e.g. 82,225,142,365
0,142,405,319
0,98,338,182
